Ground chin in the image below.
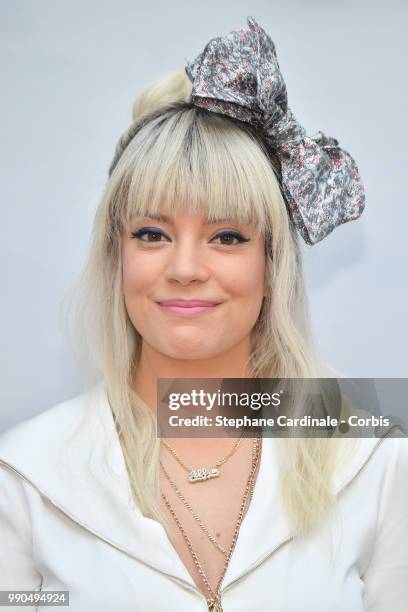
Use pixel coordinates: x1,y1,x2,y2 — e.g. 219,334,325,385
156,337,220,361
161,345,217,361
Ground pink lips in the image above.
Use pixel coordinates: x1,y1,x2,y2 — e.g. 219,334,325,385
157,299,221,317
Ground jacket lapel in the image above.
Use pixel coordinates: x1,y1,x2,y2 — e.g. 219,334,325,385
222,433,391,588
0,382,391,592
0,382,194,587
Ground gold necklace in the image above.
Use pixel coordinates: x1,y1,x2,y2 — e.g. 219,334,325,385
161,435,243,483
160,460,227,555
161,437,262,612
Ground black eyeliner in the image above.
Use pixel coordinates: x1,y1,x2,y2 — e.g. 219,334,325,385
130,228,250,243
130,227,167,238
216,231,250,243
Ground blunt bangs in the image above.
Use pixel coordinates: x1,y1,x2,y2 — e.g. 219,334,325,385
108,104,282,240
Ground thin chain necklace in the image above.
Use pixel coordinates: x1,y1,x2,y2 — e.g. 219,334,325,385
160,460,227,555
161,437,262,612
161,435,243,483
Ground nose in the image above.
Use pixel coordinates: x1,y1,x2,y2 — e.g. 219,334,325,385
163,237,210,285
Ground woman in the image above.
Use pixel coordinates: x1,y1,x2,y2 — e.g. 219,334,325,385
0,17,407,612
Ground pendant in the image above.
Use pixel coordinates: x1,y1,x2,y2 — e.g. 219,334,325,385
207,597,223,611
188,467,220,483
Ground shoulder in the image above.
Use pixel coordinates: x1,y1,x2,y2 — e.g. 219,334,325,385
377,433,408,482
331,428,408,498
0,381,128,539
0,381,107,473
362,434,408,482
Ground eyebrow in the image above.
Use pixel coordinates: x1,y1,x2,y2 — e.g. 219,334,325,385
137,213,238,224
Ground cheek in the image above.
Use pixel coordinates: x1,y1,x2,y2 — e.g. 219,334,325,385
121,251,158,326
122,249,158,296
221,254,265,297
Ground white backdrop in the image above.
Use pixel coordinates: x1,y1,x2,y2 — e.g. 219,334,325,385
1,0,407,431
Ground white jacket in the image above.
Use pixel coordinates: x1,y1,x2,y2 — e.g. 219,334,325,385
0,381,407,612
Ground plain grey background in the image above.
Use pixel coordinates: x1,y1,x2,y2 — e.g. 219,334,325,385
1,0,407,431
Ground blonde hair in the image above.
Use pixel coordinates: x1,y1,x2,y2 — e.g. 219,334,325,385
61,67,346,535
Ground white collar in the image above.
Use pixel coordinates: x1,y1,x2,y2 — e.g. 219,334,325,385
0,381,390,592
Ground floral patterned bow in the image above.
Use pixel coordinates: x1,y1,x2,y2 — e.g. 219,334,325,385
184,16,365,245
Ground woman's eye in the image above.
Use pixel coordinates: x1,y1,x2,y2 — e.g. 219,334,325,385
130,228,168,243
211,231,249,246
130,228,249,246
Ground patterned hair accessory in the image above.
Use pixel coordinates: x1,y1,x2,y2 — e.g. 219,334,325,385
184,16,365,245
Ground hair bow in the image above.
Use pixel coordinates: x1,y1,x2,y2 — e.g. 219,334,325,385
184,16,365,245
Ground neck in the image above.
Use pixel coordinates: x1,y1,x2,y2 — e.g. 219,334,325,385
132,337,253,413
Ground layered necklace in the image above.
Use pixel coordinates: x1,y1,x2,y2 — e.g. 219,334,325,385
160,436,262,612
161,435,243,483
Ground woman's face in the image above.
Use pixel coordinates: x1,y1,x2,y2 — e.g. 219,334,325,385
121,209,267,362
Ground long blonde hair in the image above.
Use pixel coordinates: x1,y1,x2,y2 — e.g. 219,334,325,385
61,68,345,535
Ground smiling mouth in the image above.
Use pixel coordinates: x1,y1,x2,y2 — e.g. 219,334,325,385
156,302,221,317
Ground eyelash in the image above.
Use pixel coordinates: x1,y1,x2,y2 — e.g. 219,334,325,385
130,228,250,246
